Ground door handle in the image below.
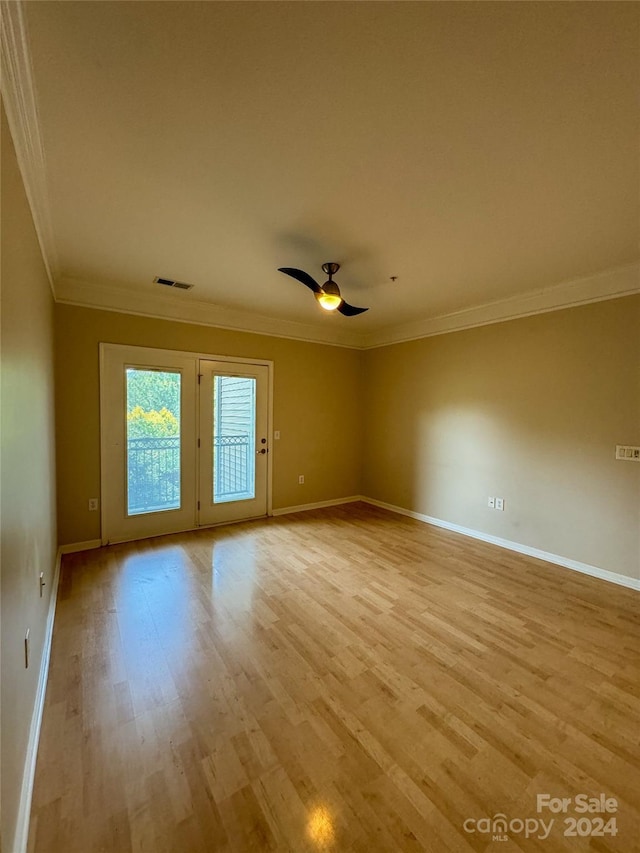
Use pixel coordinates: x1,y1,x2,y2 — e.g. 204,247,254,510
257,448,267,454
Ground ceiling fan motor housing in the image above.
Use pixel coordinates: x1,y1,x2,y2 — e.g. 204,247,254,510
321,279,341,297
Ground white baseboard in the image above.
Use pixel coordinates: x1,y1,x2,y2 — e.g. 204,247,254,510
58,538,102,554
361,497,640,592
271,496,362,517
12,546,62,853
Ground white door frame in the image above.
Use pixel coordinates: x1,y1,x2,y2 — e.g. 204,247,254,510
99,343,274,544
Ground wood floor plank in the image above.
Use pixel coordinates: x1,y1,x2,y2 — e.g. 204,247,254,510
28,503,639,851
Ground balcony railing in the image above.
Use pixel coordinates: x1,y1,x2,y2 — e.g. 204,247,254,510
127,435,180,514
126,434,252,514
213,434,253,502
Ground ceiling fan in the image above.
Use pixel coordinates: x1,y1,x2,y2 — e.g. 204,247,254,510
278,263,369,316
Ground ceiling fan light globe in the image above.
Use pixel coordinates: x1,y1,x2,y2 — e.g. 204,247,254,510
316,291,343,311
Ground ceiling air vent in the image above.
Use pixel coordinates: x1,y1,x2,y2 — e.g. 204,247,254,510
154,276,194,291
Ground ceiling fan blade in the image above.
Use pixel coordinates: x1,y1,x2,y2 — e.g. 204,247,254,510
338,301,368,317
278,267,321,293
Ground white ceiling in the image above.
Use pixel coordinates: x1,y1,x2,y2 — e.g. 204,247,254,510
8,1,640,346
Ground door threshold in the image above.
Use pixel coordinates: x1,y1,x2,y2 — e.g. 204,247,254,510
103,514,271,546
196,514,269,531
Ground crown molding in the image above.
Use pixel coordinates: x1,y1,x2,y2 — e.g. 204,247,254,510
56,263,639,352
55,276,367,349
361,262,640,349
1,0,59,289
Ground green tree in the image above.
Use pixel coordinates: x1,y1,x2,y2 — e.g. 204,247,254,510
127,405,179,437
126,368,180,418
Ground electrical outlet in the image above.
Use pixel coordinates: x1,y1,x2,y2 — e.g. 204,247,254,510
488,497,495,508
616,445,640,462
88,498,99,511
495,497,504,511
25,629,30,668
298,475,305,484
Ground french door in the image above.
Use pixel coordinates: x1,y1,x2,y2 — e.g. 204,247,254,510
198,361,269,525
100,344,271,544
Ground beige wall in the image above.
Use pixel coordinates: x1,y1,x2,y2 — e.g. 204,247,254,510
57,297,640,579
363,296,640,581
55,305,363,545
1,104,58,850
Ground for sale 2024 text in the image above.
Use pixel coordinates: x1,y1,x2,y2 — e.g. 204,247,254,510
537,794,618,840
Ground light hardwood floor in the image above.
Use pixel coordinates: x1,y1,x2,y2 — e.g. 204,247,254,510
29,503,639,852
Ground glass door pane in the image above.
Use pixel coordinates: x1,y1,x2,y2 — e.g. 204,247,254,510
213,375,256,503
126,368,181,515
